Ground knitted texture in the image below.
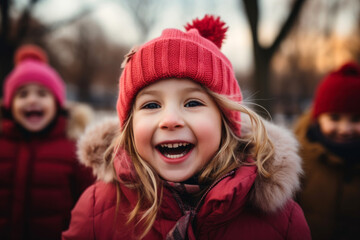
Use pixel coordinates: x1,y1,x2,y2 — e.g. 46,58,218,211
312,61,360,119
117,16,242,135
3,44,65,108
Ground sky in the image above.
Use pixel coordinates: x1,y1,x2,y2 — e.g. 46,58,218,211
29,0,255,72
14,0,359,73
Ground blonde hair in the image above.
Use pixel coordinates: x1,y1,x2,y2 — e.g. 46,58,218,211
105,88,274,239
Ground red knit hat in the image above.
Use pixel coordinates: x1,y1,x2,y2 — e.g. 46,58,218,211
117,15,242,135
3,44,66,109
312,61,360,119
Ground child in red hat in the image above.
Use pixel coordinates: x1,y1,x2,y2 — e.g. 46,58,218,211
294,62,360,239
63,15,310,240
0,44,95,240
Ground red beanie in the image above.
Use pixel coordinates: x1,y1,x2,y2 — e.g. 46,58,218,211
117,15,242,135
3,44,66,109
312,61,360,119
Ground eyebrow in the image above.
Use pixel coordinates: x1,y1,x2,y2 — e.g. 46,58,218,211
138,86,205,97
16,86,27,91
16,85,48,91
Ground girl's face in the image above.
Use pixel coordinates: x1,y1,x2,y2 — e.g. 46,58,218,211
11,83,57,132
132,78,222,182
318,112,360,144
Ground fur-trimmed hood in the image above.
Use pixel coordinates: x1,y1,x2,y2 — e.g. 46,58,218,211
0,101,93,140
78,115,303,213
293,110,328,160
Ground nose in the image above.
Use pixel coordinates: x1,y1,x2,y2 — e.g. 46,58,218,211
159,107,184,130
338,120,352,136
27,92,38,103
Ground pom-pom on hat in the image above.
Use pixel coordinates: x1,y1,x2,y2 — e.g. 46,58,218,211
117,15,242,135
312,61,360,119
3,44,66,109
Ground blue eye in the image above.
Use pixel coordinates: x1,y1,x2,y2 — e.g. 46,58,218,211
185,100,203,107
142,102,160,109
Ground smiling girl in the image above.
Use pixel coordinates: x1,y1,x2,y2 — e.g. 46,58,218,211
294,62,360,239
0,44,95,240
63,15,310,240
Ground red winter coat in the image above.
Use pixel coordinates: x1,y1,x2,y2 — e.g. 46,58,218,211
0,103,95,240
63,117,311,240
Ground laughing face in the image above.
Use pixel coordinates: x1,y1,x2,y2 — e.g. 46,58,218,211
11,83,57,132
132,78,222,182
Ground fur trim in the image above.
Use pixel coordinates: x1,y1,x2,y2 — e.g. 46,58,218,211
77,117,119,182
293,110,329,159
65,102,94,140
77,116,303,212
242,115,303,212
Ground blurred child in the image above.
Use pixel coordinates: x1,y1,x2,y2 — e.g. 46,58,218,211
0,44,95,240
63,15,310,240
294,62,360,239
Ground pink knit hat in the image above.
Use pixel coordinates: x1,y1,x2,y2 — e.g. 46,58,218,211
117,15,242,135
3,44,66,109
312,61,360,119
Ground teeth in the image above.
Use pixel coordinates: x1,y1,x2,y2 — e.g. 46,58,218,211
161,143,189,148
164,152,186,158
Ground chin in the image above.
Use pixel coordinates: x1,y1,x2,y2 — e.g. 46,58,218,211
22,122,48,132
161,172,193,183
24,126,44,132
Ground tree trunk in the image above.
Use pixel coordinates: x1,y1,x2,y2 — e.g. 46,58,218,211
253,48,272,116
242,0,307,117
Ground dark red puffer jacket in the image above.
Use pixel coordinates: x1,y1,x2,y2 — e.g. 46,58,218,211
63,117,311,240
0,103,95,240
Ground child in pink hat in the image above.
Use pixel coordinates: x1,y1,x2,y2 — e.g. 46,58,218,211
294,62,360,239
63,15,310,240
0,44,95,240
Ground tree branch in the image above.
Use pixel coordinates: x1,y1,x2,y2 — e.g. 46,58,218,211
269,0,307,55
242,0,260,50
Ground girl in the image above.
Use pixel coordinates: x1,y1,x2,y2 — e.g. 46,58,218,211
294,62,360,239
63,15,310,240
0,44,95,240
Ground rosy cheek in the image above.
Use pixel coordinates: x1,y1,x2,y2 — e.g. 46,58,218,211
195,117,222,149
198,122,220,139
319,120,335,135
322,127,335,137
133,119,153,152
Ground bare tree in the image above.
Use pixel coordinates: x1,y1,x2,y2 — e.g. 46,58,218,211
119,0,166,42
0,0,41,95
241,0,307,116
48,18,128,106
271,0,360,121
0,0,98,97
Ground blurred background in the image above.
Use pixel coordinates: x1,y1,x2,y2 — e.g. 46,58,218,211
1,0,359,126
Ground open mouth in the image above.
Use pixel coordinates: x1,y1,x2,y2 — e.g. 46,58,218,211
156,142,194,159
24,110,44,119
